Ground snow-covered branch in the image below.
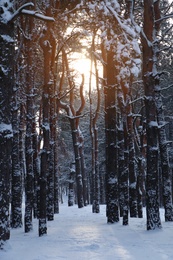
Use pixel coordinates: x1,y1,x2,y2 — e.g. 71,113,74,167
130,96,144,105
7,2,54,23
155,13,173,23
161,84,173,91
20,10,55,22
65,113,88,120
105,4,136,39
7,2,34,22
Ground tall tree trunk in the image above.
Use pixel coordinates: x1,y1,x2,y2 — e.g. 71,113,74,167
78,131,88,206
24,17,34,233
142,0,162,230
32,116,40,219
70,118,84,208
39,27,52,236
11,88,22,228
54,130,59,214
104,41,119,223
126,92,137,218
153,0,173,222
0,3,14,247
19,103,26,197
117,88,129,225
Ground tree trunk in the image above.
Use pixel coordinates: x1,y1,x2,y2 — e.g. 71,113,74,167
32,116,40,219
126,93,137,218
70,119,84,208
24,17,34,233
11,90,22,228
39,26,53,236
153,0,173,222
0,5,14,247
142,0,162,230
104,42,119,223
78,131,88,206
47,81,55,221
117,88,129,225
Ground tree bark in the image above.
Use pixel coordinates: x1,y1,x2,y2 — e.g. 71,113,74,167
153,0,173,222
11,88,22,228
24,16,34,233
142,0,162,230
0,3,14,247
104,40,119,223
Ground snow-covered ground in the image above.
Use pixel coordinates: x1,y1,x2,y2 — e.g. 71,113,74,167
1,197,173,260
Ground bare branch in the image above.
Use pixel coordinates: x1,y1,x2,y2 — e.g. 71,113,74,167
155,13,173,23
57,85,75,101
76,74,85,116
161,84,173,91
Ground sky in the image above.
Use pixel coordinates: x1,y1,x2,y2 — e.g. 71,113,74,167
1,196,173,260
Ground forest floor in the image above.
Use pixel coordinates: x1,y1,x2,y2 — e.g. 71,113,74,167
1,197,173,260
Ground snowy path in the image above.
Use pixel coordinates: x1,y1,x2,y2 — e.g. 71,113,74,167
1,201,173,260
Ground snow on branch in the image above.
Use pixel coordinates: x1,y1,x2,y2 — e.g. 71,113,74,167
7,2,34,22
65,113,88,120
105,4,136,38
20,10,55,22
0,123,13,138
7,2,54,23
161,84,173,91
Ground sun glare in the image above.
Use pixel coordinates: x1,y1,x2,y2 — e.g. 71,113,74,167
73,56,91,75
71,53,92,91
70,51,103,92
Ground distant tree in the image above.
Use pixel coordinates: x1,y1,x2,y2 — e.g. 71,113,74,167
89,31,101,213
58,48,86,208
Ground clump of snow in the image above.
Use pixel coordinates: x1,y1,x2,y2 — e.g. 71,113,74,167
0,0,13,23
0,123,12,133
1,35,14,43
0,65,9,76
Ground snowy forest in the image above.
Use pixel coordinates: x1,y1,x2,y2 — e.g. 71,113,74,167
1,0,173,250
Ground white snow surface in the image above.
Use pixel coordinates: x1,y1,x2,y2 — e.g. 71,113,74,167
1,198,173,260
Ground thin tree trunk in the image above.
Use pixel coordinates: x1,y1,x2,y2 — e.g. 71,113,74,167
47,82,55,221
39,26,53,236
32,116,40,219
126,93,137,218
24,17,34,233
78,131,88,206
117,88,129,225
11,90,22,228
54,133,59,214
